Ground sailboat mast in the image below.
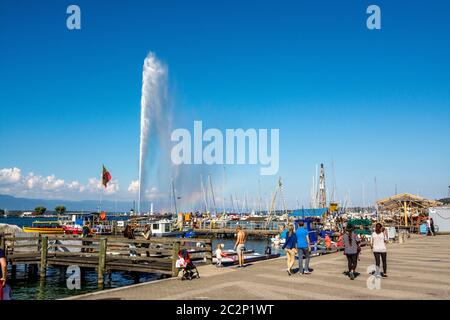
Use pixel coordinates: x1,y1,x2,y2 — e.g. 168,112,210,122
374,177,379,220
200,175,208,214
362,181,366,209
331,160,337,203
222,166,226,214
208,174,217,216
171,178,178,216
230,194,236,213
244,192,249,214
235,194,241,215
258,178,263,214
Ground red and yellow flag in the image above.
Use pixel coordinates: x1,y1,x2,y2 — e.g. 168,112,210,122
102,165,112,188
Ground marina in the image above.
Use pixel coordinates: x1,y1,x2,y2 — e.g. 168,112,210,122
1,1,449,305
66,234,450,300
0,234,213,285
1,194,448,300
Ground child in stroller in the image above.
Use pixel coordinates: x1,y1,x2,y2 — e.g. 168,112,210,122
176,249,200,280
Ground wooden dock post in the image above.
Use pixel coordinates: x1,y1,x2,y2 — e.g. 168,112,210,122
11,264,17,280
112,221,117,236
171,241,180,277
205,240,212,265
0,233,5,253
40,236,48,278
97,238,107,287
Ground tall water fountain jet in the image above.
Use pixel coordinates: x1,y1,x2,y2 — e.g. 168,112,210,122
138,52,167,214
136,52,219,213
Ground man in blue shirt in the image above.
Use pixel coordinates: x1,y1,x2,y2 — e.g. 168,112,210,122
295,221,311,274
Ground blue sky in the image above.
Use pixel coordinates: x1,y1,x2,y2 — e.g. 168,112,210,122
0,0,449,210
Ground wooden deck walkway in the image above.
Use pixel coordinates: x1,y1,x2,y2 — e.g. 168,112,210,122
67,234,450,300
0,234,213,286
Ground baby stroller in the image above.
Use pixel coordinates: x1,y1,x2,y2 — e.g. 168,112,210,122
176,249,200,280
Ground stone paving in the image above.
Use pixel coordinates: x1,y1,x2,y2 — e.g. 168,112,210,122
67,235,450,300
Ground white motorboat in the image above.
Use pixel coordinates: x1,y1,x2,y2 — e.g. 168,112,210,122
20,211,33,217
148,219,184,237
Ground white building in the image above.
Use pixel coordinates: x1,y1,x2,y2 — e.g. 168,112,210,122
429,206,450,233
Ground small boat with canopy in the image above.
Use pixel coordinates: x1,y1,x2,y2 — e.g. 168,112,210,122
23,221,65,234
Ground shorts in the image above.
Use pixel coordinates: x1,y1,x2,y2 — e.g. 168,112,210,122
236,244,245,258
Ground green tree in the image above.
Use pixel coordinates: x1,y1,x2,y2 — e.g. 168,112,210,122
55,205,66,215
34,206,46,215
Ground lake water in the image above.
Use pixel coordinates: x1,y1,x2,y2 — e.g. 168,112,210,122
0,216,283,300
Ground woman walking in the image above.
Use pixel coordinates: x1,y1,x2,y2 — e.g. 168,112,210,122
371,223,388,277
343,226,359,280
282,225,297,275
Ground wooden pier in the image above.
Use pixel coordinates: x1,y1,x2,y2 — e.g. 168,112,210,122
193,220,283,237
0,234,212,286
67,235,450,300
194,228,279,236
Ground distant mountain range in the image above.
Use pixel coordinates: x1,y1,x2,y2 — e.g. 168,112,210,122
0,194,135,212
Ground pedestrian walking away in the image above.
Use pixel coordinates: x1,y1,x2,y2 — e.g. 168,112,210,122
295,221,311,275
343,226,360,280
371,223,388,277
282,225,297,275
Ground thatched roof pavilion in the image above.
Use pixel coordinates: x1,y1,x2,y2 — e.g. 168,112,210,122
376,193,442,227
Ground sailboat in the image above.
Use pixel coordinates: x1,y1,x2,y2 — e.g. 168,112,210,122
3,208,8,218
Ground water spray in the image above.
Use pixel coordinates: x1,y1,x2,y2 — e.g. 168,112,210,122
138,52,167,214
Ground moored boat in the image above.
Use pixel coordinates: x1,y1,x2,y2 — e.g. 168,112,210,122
62,223,83,235
212,249,280,265
149,218,183,237
23,221,65,234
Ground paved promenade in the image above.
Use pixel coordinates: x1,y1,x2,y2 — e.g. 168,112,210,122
68,235,450,300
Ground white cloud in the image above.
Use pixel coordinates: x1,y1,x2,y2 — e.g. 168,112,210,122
25,173,39,189
86,177,119,195
0,168,169,203
128,180,139,193
67,181,85,192
0,167,120,199
24,173,65,191
42,175,65,190
128,182,160,199
0,167,21,184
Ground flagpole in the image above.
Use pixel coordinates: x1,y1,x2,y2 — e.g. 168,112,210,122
100,189,103,213
99,172,103,213
100,164,112,213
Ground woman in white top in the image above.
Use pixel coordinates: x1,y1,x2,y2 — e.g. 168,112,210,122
371,223,388,277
